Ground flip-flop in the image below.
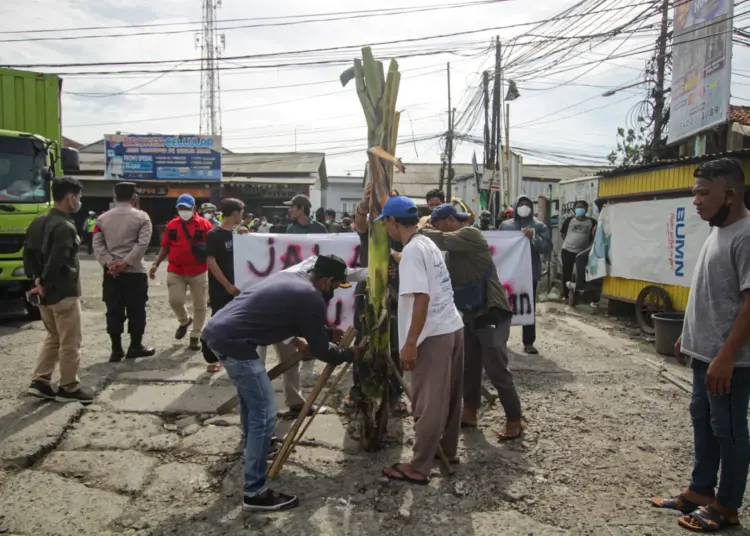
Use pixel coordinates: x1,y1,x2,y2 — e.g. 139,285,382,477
498,427,524,441
650,494,705,515
382,463,429,486
678,505,740,532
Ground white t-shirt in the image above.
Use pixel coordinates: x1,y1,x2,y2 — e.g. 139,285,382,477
397,234,464,351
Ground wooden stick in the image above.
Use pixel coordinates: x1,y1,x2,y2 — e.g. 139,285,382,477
268,327,356,479
278,361,352,468
215,349,307,415
383,351,455,477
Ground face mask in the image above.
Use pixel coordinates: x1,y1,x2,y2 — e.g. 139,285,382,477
709,197,731,227
516,205,532,218
322,289,335,304
178,210,193,221
575,208,586,217
70,196,82,213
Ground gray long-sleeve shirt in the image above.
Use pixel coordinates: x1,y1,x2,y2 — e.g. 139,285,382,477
93,203,153,274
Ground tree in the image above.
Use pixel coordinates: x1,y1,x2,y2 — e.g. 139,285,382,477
341,47,401,451
607,127,648,167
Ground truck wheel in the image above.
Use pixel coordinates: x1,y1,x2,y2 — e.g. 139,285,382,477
25,299,41,321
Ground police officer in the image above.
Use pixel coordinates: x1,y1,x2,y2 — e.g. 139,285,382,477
93,182,156,362
82,210,97,254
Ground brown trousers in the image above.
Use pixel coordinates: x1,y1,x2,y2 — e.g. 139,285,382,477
167,271,208,339
410,328,465,476
33,297,83,392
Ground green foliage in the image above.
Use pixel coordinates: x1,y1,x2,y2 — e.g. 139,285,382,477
607,126,648,167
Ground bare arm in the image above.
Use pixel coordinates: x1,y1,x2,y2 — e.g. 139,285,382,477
123,216,152,267
207,257,234,292
405,293,430,345
354,181,372,234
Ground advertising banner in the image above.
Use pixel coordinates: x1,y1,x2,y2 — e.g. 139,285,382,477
668,0,733,143
104,134,222,181
234,231,535,328
609,198,711,287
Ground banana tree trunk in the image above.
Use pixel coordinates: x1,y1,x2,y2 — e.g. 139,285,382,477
341,48,401,450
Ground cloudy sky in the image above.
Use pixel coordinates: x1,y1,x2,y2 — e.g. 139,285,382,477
2,0,750,174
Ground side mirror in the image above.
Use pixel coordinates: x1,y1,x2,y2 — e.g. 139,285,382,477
61,147,80,173
40,167,53,182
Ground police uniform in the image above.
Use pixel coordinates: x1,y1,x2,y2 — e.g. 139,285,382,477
92,182,155,361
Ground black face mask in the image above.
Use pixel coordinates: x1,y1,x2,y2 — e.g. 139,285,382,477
709,196,731,228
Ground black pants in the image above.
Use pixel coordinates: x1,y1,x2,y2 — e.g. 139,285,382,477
201,293,234,364
84,232,93,255
561,249,578,299
522,280,537,347
103,271,148,337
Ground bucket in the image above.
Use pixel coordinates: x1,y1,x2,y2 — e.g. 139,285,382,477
652,312,685,356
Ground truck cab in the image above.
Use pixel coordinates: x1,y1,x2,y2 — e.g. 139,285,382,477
0,130,60,316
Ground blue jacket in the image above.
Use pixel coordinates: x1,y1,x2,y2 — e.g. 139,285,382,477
498,195,552,281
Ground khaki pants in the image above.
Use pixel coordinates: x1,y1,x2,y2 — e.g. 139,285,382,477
258,343,305,409
33,297,83,392
167,271,208,339
410,328,464,476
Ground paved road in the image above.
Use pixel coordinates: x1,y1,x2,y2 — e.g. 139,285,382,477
0,258,745,536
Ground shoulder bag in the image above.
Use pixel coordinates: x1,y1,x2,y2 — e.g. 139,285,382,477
180,220,208,263
452,262,495,313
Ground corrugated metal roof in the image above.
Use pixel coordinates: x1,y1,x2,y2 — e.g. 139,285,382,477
598,148,750,178
523,164,609,181
392,163,477,198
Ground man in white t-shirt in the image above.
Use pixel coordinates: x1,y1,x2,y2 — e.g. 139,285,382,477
375,196,465,485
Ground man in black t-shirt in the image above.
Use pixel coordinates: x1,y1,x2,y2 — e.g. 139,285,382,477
202,198,245,372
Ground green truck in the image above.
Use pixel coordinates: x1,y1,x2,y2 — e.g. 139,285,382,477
0,67,79,318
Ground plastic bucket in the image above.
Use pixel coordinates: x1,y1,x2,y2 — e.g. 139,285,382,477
652,312,685,356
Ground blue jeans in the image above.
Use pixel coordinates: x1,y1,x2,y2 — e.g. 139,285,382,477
217,352,276,498
689,359,750,509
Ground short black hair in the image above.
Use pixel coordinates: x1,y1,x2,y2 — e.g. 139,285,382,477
390,215,420,226
114,182,136,201
694,158,746,188
221,198,244,218
391,189,400,196
325,208,336,218
575,200,589,209
273,216,281,224
315,207,325,221
425,189,445,203
52,176,82,202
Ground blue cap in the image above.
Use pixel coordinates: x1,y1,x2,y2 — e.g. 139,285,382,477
430,203,469,222
176,194,195,208
373,196,419,221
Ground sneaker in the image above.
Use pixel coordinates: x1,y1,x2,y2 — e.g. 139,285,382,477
175,318,193,340
242,489,299,512
188,338,201,351
109,349,125,363
523,344,539,355
126,345,156,359
27,381,57,400
56,387,94,405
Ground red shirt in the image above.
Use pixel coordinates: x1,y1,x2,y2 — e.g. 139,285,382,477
162,215,213,277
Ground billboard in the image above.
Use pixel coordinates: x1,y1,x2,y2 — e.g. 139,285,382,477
668,0,734,143
104,134,222,181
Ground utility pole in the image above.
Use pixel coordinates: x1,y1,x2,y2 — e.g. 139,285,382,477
651,0,669,161
197,0,225,136
445,62,454,199
490,36,501,214
504,103,510,207
483,70,490,170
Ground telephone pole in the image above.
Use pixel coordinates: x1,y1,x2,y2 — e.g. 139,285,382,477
197,0,225,136
650,0,669,161
483,70,490,170
444,62,455,199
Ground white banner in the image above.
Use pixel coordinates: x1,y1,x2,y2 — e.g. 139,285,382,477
668,0,733,142
234,231,534,328
609,198,711,287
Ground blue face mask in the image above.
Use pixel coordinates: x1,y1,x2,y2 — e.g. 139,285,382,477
575,208,586,217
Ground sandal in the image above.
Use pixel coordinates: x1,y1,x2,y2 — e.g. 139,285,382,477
678,505,740,532
651,494,705,515
206,362,223,373
382,463,429,486
498,425,524,441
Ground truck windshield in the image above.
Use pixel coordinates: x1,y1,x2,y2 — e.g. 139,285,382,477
0,136,47,203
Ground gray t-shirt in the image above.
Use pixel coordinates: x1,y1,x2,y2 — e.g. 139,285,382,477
562,216,595,254
682,216,750,367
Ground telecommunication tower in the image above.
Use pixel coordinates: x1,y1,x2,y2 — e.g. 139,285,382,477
195,0,225,136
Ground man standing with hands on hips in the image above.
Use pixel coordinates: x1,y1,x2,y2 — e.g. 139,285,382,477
93,182,155,362
499,195,551,354
150,194,213,351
